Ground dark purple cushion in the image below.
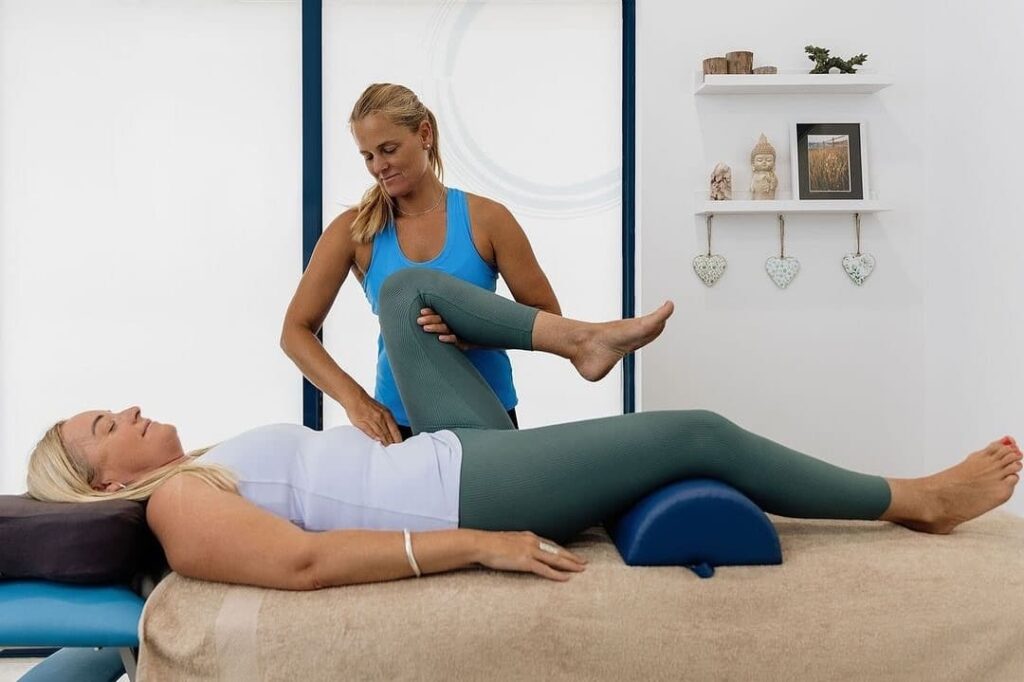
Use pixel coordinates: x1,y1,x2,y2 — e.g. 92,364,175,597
0,494,165,584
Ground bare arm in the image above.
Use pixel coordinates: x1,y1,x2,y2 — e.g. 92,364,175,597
487,202,561,315
280,210,402,444
280,209,362,406
147,475,586,590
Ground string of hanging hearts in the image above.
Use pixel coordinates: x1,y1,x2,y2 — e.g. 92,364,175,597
692,213,875,288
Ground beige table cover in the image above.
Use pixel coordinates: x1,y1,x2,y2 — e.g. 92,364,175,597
138,513,1024,681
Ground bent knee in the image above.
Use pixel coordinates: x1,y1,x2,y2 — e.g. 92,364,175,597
647,409,737,443
687,409,729,428
379,268,421,302
380,268,451,308
687,409,738,436
379,268,437,315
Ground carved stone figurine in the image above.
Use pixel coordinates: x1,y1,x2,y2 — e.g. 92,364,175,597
749,133,778,200
709,162,732,200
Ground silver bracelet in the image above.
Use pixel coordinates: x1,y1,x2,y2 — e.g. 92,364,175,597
403,529,422,578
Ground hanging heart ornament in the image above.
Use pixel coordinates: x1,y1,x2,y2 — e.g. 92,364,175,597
765,256,800,289
693,254,727,287
842,252,875,286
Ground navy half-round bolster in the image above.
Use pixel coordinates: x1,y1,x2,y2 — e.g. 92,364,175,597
609,478,782,579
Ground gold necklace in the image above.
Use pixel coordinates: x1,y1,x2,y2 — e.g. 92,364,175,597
397,187,446,217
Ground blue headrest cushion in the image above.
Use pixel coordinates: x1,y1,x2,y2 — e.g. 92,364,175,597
609,478,782,578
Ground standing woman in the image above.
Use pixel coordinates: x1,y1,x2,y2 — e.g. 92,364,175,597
282,83,560,443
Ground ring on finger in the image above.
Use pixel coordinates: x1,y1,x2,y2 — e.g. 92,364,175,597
538,541,560,555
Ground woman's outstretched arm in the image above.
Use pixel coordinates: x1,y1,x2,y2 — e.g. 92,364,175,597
146,474,585,590
280,208,403,445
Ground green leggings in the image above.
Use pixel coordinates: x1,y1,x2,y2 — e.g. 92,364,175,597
378,269,892,543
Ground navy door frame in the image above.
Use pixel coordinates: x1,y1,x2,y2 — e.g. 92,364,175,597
301,0,636,429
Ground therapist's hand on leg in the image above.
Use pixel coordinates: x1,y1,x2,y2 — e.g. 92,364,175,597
345,390,403,445
417,308,479,351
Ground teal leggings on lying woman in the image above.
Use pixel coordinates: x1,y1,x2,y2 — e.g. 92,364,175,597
377,269,892,544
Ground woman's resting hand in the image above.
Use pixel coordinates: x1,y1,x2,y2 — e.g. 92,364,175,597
472,530,587,581
417,308,479,351
344,390,403,445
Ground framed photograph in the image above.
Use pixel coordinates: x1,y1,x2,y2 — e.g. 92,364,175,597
790,122,869,200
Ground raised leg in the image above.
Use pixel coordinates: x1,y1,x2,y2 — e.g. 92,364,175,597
378,268,674,433
377,269,538,434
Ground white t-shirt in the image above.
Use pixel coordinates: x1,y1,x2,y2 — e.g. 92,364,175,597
201,424,463,532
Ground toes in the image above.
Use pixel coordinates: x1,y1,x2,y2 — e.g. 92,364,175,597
984,441,1005,455
999,448,1023,464
1004,461,1024,475
645,301,674,325
986,444,1014,460
978,440,1003,456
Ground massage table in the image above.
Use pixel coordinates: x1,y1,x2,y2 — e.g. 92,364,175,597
0,581,142,680
5,482,1023,680
1,480,774,680
0,494,165,681
138,511,1024,681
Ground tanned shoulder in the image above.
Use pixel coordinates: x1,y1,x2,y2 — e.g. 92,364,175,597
323,207,360,240
464,192,513,226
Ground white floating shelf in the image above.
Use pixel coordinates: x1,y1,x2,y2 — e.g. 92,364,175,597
696,200,890,215
694,72,893,95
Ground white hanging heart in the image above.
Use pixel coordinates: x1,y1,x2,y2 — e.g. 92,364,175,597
765,256,800,289
842,252,876,286
692,254,727,287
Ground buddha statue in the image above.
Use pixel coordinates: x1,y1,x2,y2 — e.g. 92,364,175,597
750,133,778,200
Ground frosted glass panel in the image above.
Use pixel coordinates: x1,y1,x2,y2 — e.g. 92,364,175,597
0,1,302,493
322,0,622,429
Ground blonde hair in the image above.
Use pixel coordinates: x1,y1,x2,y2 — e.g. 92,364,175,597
348,83,445,243
26,422,237,503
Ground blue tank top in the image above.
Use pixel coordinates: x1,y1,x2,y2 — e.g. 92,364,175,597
362,187,518,426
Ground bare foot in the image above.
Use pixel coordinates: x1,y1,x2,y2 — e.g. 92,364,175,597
890,437,1021,534
571,302,674,382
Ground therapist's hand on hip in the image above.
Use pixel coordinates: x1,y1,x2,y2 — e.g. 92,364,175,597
345,389,403,445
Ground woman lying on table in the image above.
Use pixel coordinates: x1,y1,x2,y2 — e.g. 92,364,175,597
28,269,1021,589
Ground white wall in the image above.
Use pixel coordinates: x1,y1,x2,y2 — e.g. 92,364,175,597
0,0,304,493
636,0,1024,516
